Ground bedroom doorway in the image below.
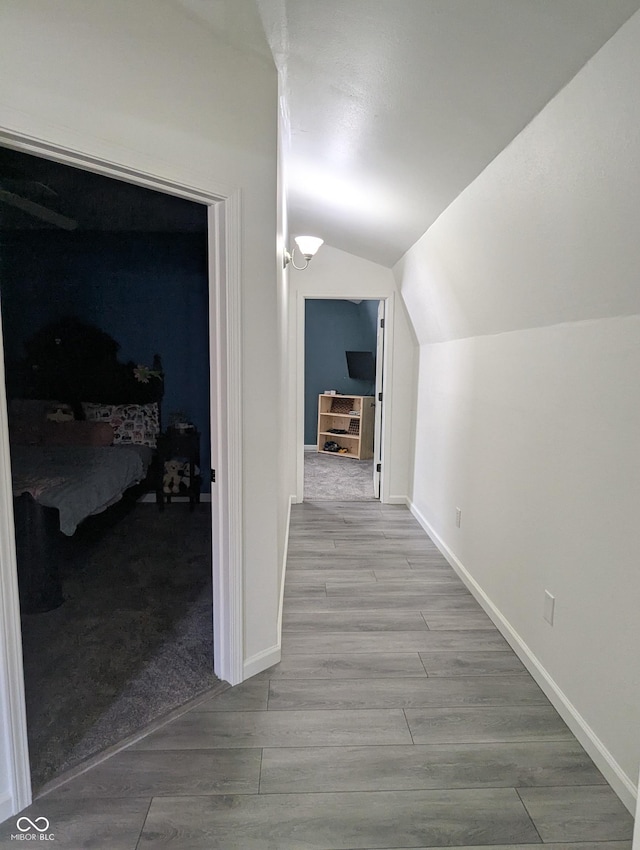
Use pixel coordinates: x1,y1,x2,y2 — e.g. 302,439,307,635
0,146,215,791
0,136,241,811
300,297,386,503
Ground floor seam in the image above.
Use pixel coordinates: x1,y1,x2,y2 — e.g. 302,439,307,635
133,796,154,850
515,786,545,843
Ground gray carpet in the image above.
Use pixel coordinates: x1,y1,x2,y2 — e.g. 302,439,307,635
20,502,218,791
304,451,377,500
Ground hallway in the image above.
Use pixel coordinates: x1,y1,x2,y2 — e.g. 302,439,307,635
0,502,633,848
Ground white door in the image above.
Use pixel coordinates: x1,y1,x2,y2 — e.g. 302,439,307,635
373,300,385,498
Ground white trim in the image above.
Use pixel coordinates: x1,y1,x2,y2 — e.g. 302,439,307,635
295,294,395,505
210,194,244,687
277,495,294,638
0,792,14,824
0,128,244,812
304,444,317,452
386,495,410,506
243,645,282,680
245,494,293,681
378,294,395,505
373,300,385,498
0,128,236,205
408,499,637,814
295,292,306,503
0,306,31,816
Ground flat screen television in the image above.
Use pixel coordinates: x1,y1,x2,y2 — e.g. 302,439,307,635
345,350,375,382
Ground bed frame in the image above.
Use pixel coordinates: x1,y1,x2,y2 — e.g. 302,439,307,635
9,317,164,613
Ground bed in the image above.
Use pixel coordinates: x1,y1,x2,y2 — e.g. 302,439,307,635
7,317,164,613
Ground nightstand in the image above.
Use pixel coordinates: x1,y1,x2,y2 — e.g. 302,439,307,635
156,427,201,511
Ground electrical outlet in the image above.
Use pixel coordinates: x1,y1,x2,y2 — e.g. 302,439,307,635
455,507,461,528
544,590,555,625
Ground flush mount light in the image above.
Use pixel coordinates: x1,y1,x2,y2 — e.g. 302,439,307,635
283,235,324,270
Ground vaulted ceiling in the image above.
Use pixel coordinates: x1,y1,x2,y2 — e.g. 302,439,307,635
183,0,640,267
3,1,639,257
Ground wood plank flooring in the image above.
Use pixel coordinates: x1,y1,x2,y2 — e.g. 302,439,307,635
1,501,633,849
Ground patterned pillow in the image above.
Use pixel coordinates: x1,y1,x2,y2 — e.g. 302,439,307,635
82,402,159,448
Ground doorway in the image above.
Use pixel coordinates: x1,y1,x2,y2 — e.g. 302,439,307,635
0,145,218,790
301,297,385,502
0,132,242,813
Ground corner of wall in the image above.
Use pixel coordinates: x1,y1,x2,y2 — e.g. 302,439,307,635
243,645,282,681
243,492,293,682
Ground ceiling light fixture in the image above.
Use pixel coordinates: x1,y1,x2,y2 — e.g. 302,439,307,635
283,235,324,270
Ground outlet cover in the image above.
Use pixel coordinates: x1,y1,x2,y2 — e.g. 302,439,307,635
455,507,461,528
544,590,555,625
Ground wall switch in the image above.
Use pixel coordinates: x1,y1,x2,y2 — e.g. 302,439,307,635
544,590,555,625
455,507,461,528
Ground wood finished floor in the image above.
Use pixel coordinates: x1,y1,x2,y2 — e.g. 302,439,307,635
1,502,633,849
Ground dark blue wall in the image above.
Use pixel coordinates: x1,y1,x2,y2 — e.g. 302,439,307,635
0,231,211,490
304,299,379,445
360,299,379,342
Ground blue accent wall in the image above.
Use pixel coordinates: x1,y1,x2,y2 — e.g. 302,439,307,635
0,231,211,490
360,298,379,342
304,299,379,445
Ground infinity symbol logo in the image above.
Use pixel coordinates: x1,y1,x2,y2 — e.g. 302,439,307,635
16,816,50,833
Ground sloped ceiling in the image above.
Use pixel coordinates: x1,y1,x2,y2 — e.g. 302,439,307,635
253,0,639,268
8,1,638,256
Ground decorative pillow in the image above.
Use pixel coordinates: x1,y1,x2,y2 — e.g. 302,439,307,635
41,421,114,447
82,402,159,447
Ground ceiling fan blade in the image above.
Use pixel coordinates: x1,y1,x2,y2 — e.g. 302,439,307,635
0,188,78,230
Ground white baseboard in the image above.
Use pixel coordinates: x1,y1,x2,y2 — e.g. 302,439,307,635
0,791,15,824
408,499,637,815
243,495,293,682
304,444,317,452
277,496,294,637
386,495,409,505
243,644,281,680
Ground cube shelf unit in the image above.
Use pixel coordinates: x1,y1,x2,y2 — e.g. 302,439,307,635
317,394,375,460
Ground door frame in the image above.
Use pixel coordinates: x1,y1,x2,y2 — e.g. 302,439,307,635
372,300,385,499
295,293,394,504
0,128,243,814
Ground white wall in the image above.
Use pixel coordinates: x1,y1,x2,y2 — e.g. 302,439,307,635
0,0,280,814
394,11,640,810
274,88,293,659
290,245,417,504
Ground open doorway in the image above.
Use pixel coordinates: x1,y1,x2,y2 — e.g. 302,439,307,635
0,131,242,817
0,146,217,793
303,298,384,502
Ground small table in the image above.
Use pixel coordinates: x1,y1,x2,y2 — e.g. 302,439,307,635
156,427,201,511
